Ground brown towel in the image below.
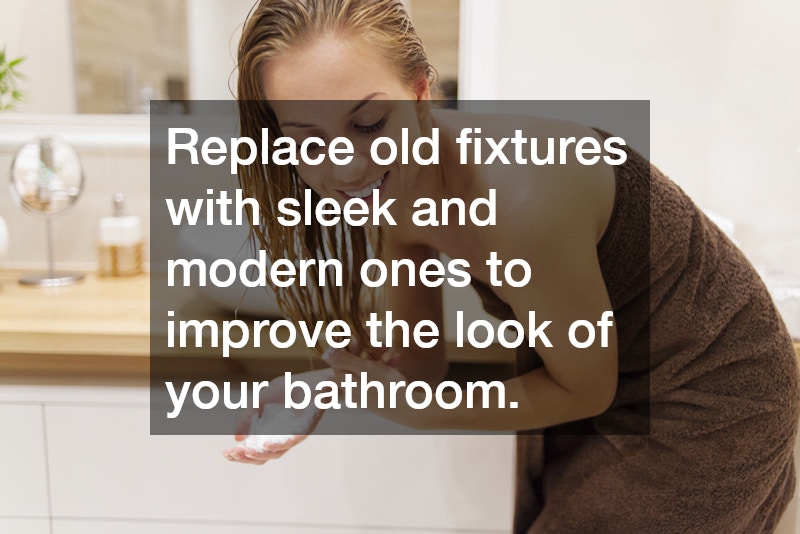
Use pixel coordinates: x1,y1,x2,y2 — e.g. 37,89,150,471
470,130,800,533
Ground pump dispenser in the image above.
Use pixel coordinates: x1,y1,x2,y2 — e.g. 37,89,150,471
97,193,143,276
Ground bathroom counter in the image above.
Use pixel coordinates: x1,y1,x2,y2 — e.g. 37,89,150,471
3,270,798,379
0,270,150,376
0,270,516,378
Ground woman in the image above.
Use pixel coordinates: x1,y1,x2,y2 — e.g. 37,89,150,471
224,0,799,531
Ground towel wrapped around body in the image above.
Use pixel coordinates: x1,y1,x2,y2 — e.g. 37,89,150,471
470,129,800,533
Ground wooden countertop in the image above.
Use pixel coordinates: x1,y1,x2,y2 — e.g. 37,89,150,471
0,270,514,378
0,270,150,377
1,270,798,379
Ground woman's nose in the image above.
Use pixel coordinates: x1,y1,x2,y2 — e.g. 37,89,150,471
331,150,370,185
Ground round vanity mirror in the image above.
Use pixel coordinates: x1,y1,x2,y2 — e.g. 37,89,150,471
9,137,85,286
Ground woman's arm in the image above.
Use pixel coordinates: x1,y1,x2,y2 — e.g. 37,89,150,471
427,223,618,431
326,144,619,432
378,237,449,385
436,125,619,430
324,232,617,432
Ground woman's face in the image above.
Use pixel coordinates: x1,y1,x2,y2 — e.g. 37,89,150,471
262,33,431,210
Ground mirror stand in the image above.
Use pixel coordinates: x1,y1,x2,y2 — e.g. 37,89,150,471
10,137,86,287
19,217,84,286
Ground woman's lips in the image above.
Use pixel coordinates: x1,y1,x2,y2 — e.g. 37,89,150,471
338,171,389,203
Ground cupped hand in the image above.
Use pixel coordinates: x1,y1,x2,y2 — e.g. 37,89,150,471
223,367,330,465
224,343,404,465
223,403,322,465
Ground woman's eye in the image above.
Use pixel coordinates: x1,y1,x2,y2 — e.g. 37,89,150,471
354,116,388,134
295,138,324,153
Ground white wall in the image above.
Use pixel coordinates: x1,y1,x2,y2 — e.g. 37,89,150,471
0,115,149,270
0,0,76,113
0,0,252,110
461,0,800,272
3,1,799,274
0,0,253,270
187,0,256,100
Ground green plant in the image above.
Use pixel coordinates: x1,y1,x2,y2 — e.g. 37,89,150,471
0,47,25,111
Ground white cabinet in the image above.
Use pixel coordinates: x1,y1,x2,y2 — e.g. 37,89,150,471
51,519,459,534
0,386,513,532
0,518,50,534
0,405,50,518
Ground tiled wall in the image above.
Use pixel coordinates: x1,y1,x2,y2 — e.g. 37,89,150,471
0,115,150,270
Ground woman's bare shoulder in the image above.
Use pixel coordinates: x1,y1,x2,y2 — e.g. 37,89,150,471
441,113,616,250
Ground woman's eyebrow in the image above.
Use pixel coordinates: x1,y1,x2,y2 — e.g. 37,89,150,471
279,93,386,129
279,120,316,128
349,92,385,114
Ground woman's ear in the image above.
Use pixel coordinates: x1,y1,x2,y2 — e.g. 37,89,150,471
413,73,432,101
413,72,432,122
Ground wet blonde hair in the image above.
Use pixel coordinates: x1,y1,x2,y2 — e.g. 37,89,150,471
236,0,435,355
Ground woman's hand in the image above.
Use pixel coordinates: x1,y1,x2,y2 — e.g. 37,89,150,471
223,403,322,465
223,367,333,465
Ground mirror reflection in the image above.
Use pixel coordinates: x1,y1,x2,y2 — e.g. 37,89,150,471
0,0,459,115
71,0,189,114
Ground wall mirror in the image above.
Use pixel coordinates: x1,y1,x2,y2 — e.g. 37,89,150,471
0,0,459,115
